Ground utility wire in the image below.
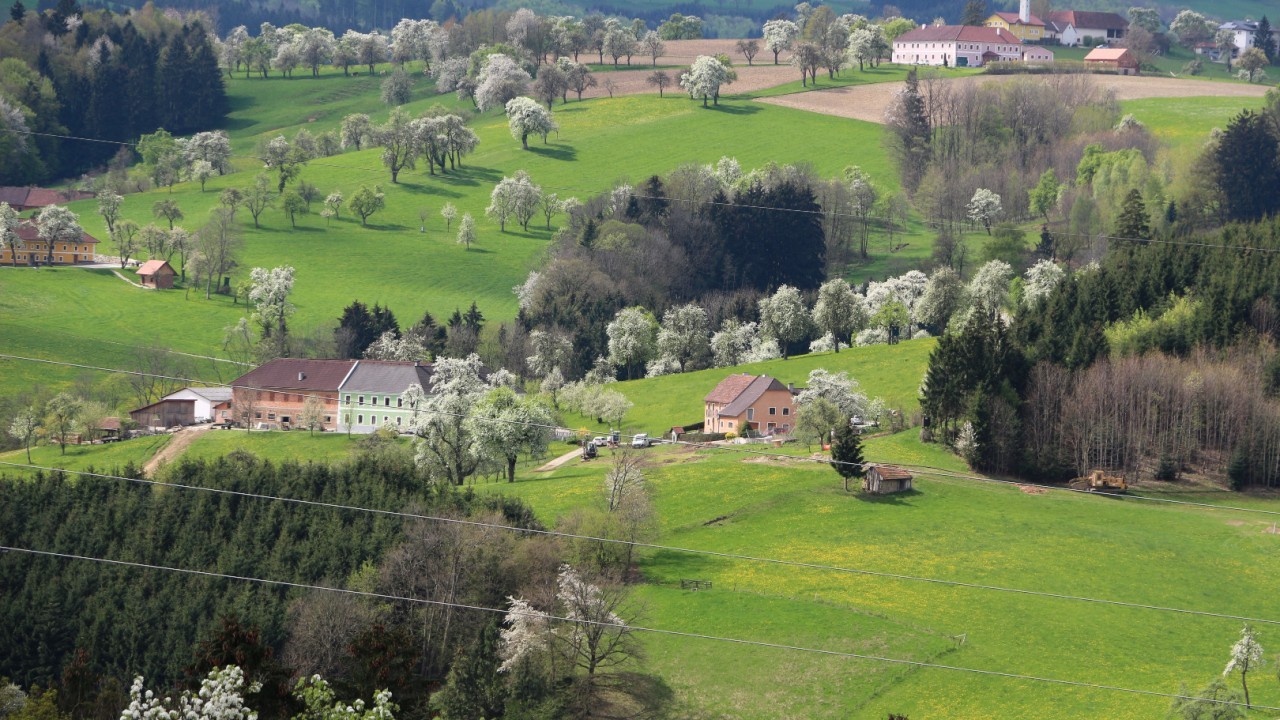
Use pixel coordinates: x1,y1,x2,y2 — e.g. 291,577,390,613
6,350,1280,521
1,544,1273,712
5,458,1275,627
5,127,1275,255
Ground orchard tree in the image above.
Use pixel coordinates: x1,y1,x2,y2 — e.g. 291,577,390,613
1223,625,1264,708
190,160,216,192
244,173,276,228
736,38,760,65
505,96,558,149
248,265,296,350
259,135,306,193
758,285,811,359
531,64,568,108
795,396,843,451
711,318,758,367
812,278,867,352
456,212,475,249
341,113,374,151
350,185,386,226
646,70,671,96
35,205,82,266
323,191,343,224
8,408,39,463
476,54,532,111
642,31,666,66
526,329,574,378
566,61,597,100
1237,47,1268,82
469,386,554,482
44,392,82,455
680,54,730,106
97,190,123,235
655,302,711,373
0,202,20,267
796,368,868,418
406,353,491,485
381,67,413,105
281,191,307,227
487,171,542,231
300,396,325,435
607,306,659,379
441,202,457,230
375,107,418,183
1029,169,1060,221
1169,9,1215,47
763,19,799,64
967,188,1002,234
1022,259,1065,308
153,199,184,230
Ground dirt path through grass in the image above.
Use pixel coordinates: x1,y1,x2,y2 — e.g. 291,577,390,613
143,426,210,476
758,73,1271,124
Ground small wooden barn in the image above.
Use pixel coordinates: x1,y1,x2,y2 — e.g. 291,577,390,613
137,260,177,289
863,464,914,494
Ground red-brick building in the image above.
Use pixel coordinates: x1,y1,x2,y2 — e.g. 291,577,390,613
137,260,177,288
230,358,358,431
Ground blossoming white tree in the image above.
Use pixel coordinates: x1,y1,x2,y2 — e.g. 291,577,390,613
504,96,557,149
121,666,259,720
655,303,711,373
966,188,1003,235
35,205,82,266
1224,625,1264,708
1022,259,1065,308
607,307,658,380
710,318,758,367
762,19,799,64
811,279,866,353
679,54,730,106
476,54,532,111
758,285,811,360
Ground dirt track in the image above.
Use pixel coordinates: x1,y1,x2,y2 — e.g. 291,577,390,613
756,73,1271,124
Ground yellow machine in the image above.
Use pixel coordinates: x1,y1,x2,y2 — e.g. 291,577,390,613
1070,470,1128,492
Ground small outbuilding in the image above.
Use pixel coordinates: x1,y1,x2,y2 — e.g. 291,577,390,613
137,260,177,289
863,464,914,494
1083,47,1140,75
130,398,195,429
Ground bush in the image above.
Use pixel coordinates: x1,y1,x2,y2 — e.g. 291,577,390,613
1155,454,1179,481
725,431,738,440
1228,448,1250,490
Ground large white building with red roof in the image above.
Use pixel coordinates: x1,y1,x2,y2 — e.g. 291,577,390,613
891,25,1052,67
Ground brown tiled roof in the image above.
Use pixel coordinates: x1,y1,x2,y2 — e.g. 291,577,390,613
232,358,358,392
137,260,175,276
896,25,1022,44
0,188,29,206
991,11,1045,26
1047,10,1127,30
705,373,759,404
0,187,94,209
872,464,913,481
98,417,122,431
719,376,789,418
1083,47,1133,61
13,222,100,245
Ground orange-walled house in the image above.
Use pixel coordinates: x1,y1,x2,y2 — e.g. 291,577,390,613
0,223,99,265
230,358,357,431
703,373,797,436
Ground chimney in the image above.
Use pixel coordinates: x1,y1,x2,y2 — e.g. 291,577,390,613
1019,0,1030,24
298,372,306,381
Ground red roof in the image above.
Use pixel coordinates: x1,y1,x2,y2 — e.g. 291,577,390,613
1084,47,1136,63
231,358,358,392
705,373,759,404
137,260,175,276
0,187,94,209
1047,10,1128,31
871,464,913,481
896,25,1022,44
13,222,99,244
991,11,1045,26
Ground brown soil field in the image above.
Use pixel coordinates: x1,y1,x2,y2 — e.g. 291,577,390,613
756,74,1271,124
572,39,799,99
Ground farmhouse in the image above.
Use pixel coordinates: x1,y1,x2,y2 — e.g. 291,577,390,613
0,222,99,265
704,373,796,436
863,464,914,494
0,187,94,212
984,0,1046,42
1218,20,1280,56
1083,47,1140,75
230,358,356,431
1045,11,1128,47
891,26,1048,68
136,259,177,289
336,360,435,434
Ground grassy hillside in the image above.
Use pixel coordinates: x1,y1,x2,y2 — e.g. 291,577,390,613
1122,95,1268,150
1,73,900,398
480,431,1280,719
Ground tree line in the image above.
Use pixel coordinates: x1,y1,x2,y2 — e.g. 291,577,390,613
0,2,227,183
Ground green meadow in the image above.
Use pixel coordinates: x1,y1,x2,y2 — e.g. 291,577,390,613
1122,95,1268,150
477,431,1280,719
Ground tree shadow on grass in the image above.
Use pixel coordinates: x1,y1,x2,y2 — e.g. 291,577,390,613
435,166,504,188
461,247,495,254
396,180,464,198
852,488,923,506
527,143,577,161
706,102,763,116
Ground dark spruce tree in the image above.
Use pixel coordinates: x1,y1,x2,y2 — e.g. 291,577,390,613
10,0,25,24
830,418,866,492
960,0,987,25
1255,16,1276,63
1114,189,1150,242
1214,110,1280,223
710,180,825,291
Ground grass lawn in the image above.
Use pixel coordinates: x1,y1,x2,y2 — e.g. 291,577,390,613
476,430,1280,719
178,429,368,465
558,338,934,438
1122,95,1267,150
1050,44,1250,82
0,434,169,477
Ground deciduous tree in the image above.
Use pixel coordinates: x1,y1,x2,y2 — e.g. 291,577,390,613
812,278,866,353
607,306,658,379
758,285,811,360
505,96,557,149
350,185,386,225
35,205,81,266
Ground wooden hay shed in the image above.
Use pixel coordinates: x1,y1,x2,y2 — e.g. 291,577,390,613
863,464,914,494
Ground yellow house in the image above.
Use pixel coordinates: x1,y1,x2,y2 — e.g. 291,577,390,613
984,11,1046,41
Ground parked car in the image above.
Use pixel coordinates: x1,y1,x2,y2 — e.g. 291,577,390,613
631,433,650,448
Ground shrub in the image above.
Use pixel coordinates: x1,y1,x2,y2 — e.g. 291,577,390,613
1228,448,1250,490
1155,454,1179,481
725,431,738,440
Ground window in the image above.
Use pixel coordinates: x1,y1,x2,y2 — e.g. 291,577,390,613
268,413,276,420
396,416,402,426
397,398,403,408
345,395,351,403
747,408,755,421
768,407,777,415
384,397,391,407
358,395,365,405
255,412,262,419
782,407,790,416
324,416,331,423
358,414,364,424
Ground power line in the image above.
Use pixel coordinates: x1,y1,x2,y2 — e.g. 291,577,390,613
0,322,250,367
6,350,1280,521
6,127,1276,255
1,543,1271,712
6,458,1275,628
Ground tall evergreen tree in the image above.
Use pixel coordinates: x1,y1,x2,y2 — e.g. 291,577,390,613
887,68,932,192
1255,16,1276,63
10,0,25,24
1114,189,1150,242
961,0,988,26
1214,110,1280,222
830,418,865,492
336,300,376,358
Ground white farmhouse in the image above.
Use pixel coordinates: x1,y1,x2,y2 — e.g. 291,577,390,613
336,360,434,434
892,25,1050,67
